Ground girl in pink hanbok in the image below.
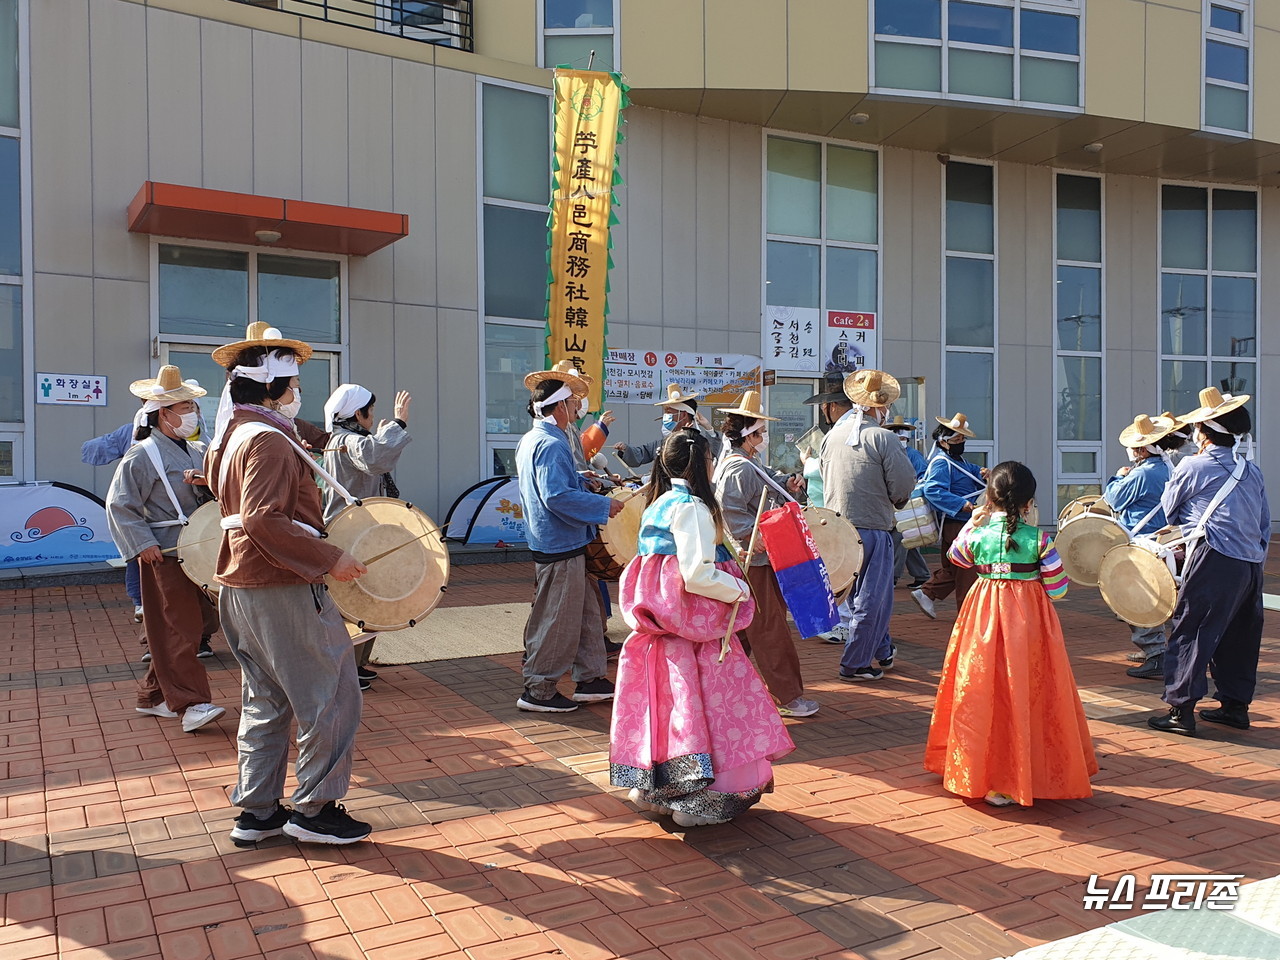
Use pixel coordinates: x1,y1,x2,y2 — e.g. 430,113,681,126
610,429,795,827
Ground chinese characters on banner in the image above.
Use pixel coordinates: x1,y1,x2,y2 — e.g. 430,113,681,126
603,349,762,406
763,308,879,376
546,70,628,413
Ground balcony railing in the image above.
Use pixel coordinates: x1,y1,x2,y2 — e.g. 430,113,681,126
231,0,475,53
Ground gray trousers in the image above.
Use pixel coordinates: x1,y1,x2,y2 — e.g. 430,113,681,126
891,528,931,583
1131,623,1167,658
523,554,606,700
221,583,361,817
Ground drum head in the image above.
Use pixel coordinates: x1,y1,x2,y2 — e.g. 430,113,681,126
1054,514,1129,587
324,498,450,632
176,501,225,598
1057,495,1111,527
803,507,862,594
1098,543,1177,628
594,487,646,579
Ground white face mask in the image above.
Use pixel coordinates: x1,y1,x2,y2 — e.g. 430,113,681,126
172,411,200,439
898,435,909,446
1126,447,1139,463
276,390,302,420
758,431,770,449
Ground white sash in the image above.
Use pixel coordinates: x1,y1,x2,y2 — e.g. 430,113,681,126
137,436,190,528
714,452,796,504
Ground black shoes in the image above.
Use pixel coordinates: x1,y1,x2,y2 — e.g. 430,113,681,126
229,804,292,846
516,690,579,712
879,644,897,671
357,666,378,682
604,639,623,658
838,666,884,682
197,638,214,658
572,678,616,702
1200,700,1250,730
1148,706,1196,736
282,802,372,845
1126,655,1164,680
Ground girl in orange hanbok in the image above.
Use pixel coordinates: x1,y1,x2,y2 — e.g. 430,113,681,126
924,461,1098,807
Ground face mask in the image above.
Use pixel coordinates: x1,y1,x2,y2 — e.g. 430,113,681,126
171,411,200,439
758,431,770,449
898,435,909,446
948,441,966,457
661,414,676,436
578,400,588,420
276,390,302,420
1126,447,1140,463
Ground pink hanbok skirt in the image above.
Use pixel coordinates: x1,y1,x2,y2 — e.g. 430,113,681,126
609,554,795,821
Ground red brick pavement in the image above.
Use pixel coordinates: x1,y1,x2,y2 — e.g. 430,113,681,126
1,549,1279,960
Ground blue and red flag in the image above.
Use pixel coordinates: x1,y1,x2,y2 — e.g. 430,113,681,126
757,502,839,638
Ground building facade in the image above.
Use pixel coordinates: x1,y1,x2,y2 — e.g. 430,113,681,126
5,0,1278,522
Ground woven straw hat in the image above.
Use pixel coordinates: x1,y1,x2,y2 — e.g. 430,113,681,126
1118,414,1178,448
212,322,313,368
652,383,700,406
844,369,900,408
934,412,977,439
129,364,207,405
717,390,779,422
885,415,916,433
1179,386,1250,424
523,360,588,399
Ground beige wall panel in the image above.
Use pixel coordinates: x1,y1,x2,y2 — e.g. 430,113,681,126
475,0,536,67
33,274,95,488
89,0,149,282
390,304,440,515
436,308,481,507
1020,345,1054,484
1083,0,1146,122
252,30,304,199
997,163,1028,348
908,150,944,346
1021,166,1055,349
694,119,731,331
432,70,478,311
704,0,786,91
89,279,151,495
787,0,868,94
1253,30,1280,144
348,299,396,399
391,59,438,308
347,52,395,303
146,8,204,186
1143,5,1200,130
1256,188,1280,477
726,122,762,334
30,0,93,277
660,112,698,331
620,0,705,90
155,0,299,38
200,20,255,194
620,109,663,326
301,41,350,205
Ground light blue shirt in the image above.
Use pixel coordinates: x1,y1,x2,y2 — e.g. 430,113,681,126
81,423,134,466
515,419,611,555
1103,457,1169,534
918,451,985,521
903,445,927,478
1162,445,1270,564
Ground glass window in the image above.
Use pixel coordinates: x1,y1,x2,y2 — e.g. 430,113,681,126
1162,359,1206,417
1056,356,1101,441
483,205,548,321
766,138,821,239
1057,483,1100,514
1161,186,1208,270
482,85,550,205
164,349,230,428
948,1,1013,47
0,136,17,276
875,0,941,39
258,256,340,345
826,247,877,313
946,163,994,255
158,246,249,339
1210,5,1244,33
0,0,16,129
945,257,994,347
875,41,942,92
296,354,334,427
1205,84,1249,132
1161,274,1207,357
766,241,820,308
544,34,614,71
826,146,878,245
0,284,20,422
949,49,1014,100
1056,266,1101,352
1206,40,1248,84
1021,9,1079,55
765,381,817,475
545,0,613,29
1021,58,1078,107
485,323,544,434
1213,360,1254,404
1210,276,1255,358
1061,451,1096,474
1212,190,1257,271
1056,175,1101,264
945,351,993,438
493,447,518,476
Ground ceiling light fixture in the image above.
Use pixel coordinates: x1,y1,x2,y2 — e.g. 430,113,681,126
255,229,282,243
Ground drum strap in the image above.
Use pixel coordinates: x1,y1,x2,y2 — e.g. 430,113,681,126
1123,501,1166,540
216,421,360,508
1182,460,1245,559
138,436,189,528
936,454,986,488
714,454,796,505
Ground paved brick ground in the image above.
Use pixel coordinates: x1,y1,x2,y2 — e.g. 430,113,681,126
2,550,1280,960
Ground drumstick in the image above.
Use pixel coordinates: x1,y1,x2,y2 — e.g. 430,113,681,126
719,488,769,664
360,527,441,566
161,537,220,555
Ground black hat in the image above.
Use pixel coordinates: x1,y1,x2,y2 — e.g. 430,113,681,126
804,374,847,406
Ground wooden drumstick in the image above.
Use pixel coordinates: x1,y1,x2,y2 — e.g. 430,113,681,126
361,527,442,566
719,488,769,664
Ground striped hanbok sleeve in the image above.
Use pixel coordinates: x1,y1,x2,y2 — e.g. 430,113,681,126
1038,531,1069,599
946,520,979,569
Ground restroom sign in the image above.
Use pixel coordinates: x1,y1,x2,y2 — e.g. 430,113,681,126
36,373,108,406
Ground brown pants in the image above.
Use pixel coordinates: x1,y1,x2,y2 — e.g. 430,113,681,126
921,518,977,608
737,565,804,707
136,557,213,712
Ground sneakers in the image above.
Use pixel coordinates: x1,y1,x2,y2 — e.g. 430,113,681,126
778,697,820,717
604,639,623,658
197,638,214,658
181,703,225,733
140,649,152,663
984,791,1018,807
1126,655,1164,680
817,625,848,645
358,678,371,692
1126,650,1150,662
133,605,144,623
879,644,897,671
911,589,937,620
135,702,178,718
627,787,666,814
229,804,292,846
517,691,579,713
573,678,616,703
838,666,884,682
908,578,929,590
672,810,729,828
357,666,379,682
282,802,371,845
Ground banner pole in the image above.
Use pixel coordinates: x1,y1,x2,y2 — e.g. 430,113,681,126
719,488,768,664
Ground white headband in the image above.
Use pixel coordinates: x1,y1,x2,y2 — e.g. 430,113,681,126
212,350,302,450
324,384,373,431
534,384,574,419
665,402,695,417
844,404,888,447
1201,417,1255,462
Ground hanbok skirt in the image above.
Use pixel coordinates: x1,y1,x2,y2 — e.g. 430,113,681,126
609,554,795,821
924,578,1098,806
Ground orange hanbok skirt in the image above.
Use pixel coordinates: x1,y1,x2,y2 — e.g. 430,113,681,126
924,578,1098,806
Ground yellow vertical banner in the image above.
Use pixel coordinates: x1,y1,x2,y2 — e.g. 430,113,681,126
546,69,628,413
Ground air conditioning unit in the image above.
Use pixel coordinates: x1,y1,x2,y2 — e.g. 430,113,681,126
387,1,465,47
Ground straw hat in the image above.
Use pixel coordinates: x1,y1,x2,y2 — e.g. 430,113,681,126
934,412,977,439
652,383,700,406
844,369,900,408
1118,414,1178,448
1159,410,1188,431
523,359,588,399
212,321,313,367
885,415,916,433
129,364,207,405
1178,386,1250,425
717,390,779,422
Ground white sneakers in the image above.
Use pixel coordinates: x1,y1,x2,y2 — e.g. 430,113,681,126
136,702,179,718
778,697,820,718
817,625,848,645
672,810,729,828
181,703,225,733
911,588,937,620
133,605,144,623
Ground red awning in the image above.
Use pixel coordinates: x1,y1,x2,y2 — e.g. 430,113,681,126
127,182,409,256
